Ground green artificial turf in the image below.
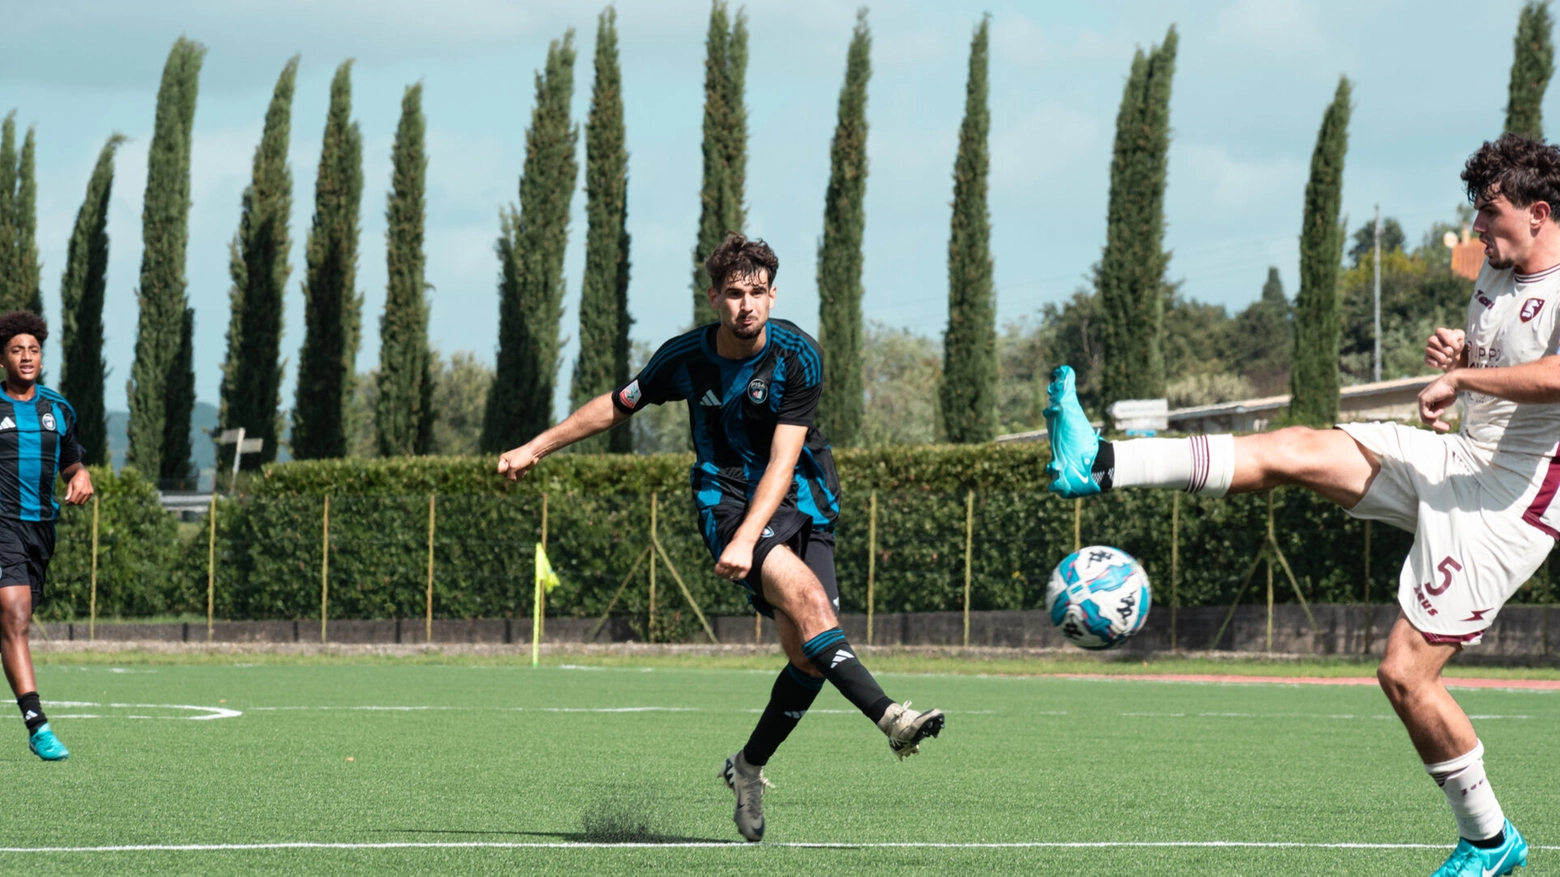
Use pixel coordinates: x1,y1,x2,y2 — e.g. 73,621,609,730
4,657,1556,875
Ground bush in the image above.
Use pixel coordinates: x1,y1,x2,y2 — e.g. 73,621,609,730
45,466,188,621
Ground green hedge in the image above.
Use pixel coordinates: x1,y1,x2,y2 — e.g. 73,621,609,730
42,447,1555,632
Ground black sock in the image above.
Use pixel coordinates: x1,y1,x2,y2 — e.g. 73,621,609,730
742,664,824,767
16,692,45,733
801,628,894,723
1468,831,1506,849
1090,441,1116,490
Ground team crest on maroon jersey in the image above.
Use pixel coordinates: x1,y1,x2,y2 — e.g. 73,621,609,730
1522,298,1545,322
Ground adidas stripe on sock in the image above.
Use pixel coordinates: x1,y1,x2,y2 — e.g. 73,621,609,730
16,691,45,734
742,663,824,767
801,628,894,723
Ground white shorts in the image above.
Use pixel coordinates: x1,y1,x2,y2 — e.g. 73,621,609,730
1339,422,1556,645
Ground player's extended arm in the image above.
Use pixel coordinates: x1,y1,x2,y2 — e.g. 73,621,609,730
496,393,630,481
1418,355,1560,431
60,463,93,506
713,423,808,582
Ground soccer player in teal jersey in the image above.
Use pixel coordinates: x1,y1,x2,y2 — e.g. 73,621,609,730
498,234,943,842
0,312,93,761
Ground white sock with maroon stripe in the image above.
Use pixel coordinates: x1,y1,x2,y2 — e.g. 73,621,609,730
1112,435,1235,497
1425,741,1506,842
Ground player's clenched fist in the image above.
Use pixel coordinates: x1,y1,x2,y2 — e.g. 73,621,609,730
496,445,540,482
1425,327,1466,371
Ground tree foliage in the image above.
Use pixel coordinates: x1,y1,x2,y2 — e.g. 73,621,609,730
220,56,296,472
292,60,364,461
1290,77,1352,426
817,9,872,448
482,32,578,452
1097,26,1177,411
691,0,748,323
375,82,434,457
571,8,633,455
938,16,996,444
60,134,125,466
127,36,205,485
1506,0,1555,139
0,115,42,315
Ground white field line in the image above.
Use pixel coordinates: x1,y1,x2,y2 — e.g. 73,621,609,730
2,840,1558,853
45,702,241,721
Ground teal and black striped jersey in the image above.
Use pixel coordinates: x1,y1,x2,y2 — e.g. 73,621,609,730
0,385,83,522
612,320,841,530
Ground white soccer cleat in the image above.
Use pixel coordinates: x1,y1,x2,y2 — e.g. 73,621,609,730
717,750,772,842
878,701,945,760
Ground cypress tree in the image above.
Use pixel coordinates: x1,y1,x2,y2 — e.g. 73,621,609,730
292,60,365,460
220,55,297,472
0,114,14,311
1290,77,1353,427
1506,0,1554,139
481,33,579,452
127,36,205,484
59,134,124,465
1097,26,1178,411
938,16,996,445
11,126,41,315
691,1,749,323
816,9,871,448
375,82,433,457
571,8,633,455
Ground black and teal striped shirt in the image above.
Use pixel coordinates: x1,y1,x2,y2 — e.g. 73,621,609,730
0,385,82,521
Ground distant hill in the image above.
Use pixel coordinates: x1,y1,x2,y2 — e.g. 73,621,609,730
107,402,220,473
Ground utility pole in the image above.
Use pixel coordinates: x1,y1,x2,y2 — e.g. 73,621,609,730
1372,205,1382,383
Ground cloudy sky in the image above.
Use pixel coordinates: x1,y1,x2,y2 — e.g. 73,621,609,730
0,0,1538,417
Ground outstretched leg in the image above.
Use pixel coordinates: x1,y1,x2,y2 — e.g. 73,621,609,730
0,585,65,760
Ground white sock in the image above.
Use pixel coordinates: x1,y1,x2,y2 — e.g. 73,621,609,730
1425,741,1505,842
1112,435,1235,497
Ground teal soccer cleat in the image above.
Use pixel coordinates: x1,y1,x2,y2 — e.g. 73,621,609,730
28,723,68,761
1432,821,1527,876
1044,365,1102,498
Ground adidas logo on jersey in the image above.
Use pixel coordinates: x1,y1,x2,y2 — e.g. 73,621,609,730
830,649,855,669
699,389,721,407
0,417,14,431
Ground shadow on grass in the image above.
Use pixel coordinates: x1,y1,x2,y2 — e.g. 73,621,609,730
368,828,734,844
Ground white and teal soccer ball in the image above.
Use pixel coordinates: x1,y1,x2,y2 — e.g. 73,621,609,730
1046,546,1151,650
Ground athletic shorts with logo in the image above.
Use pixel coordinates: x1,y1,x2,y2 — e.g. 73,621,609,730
1339,421,1556,644
0,517,56,609
700,501,838,619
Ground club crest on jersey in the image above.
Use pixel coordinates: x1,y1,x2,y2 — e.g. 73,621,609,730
619,380,642,408
1521,298,1545,322
747,379,768,404
40,413,55,431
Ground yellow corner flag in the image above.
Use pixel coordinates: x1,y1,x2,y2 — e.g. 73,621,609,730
532,543,560,668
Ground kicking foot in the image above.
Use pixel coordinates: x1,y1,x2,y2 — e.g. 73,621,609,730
1044,365,1101,498
878,701,944,760
1432,820,1528,876
718,750,771,842
28,723,68,761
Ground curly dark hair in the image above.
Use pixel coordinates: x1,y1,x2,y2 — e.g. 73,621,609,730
1462,133,1560,211
704,233,779,290
0,311,47,351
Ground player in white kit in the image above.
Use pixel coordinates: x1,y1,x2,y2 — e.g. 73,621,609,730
1046,134,1558,876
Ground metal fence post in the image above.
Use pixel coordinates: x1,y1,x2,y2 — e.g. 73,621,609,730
206,494,217,643
963,490,974,648
426,494,436,643
1170,492,1179,651
1363,519,1372,655
867,490,878,646
1073,498,1081,552
321,495,330,644
648,492,657,644
539,493,549,642
89,494,100,641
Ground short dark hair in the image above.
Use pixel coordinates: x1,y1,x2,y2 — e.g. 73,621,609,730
0,311,47,350
1462,134,1560,213
705,233,779,289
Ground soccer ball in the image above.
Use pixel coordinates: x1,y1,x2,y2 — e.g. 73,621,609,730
1046,545,1151,650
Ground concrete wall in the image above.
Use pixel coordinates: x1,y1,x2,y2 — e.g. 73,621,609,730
42,604,1560,658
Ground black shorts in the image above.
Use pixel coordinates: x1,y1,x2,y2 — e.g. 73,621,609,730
699,503,838,618
0,518,54,608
